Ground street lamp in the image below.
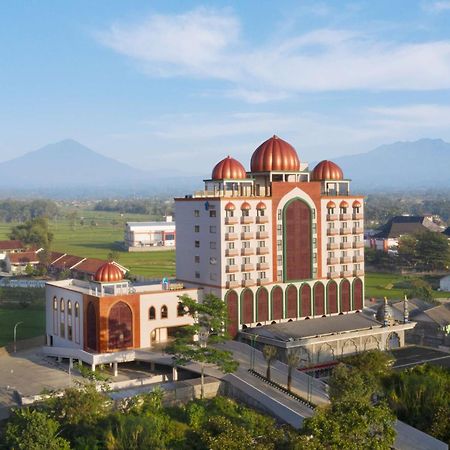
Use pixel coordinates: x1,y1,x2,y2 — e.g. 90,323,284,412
198,329,209,399
13,321,24,353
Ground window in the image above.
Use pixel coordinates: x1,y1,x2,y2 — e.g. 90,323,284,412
210,241,216,249
313,253,317,263
149,307,156,320
195,240,200,248
75,302,79,318
60,322,65,339
177,302,184,317
228,274,236,281
340,207,347,214
226,210,234,217
195,271,200,279
53,296,57,310
242,209,250,217
257,209,265,217
242,225,250,232
258,225,265,232
194,225,200,232
194,210,200,217
210,225,216,233
194,255,200,263
277,240,282,251
227,242,234,249
329,265,335,273
277,255,282,264
161,305,168,319
355,264,361,270
342,251,347,257
67,325,73,341
327,207,335,215
277,210,282,220
277,270,283,280
312,223,317,234
243,257,250,264
67,300,72,316
312,209,316,219
258,256,266,263
242,241,250,248
210,273,217,281
227,226,235,233
313,237,317,248
243,272,252,280
342,236,348,242
258,272,266,279
258,240,266,248
328,251,334,258
328,237,334,244
342,222,347,229
342,265,348,271
228,258,235,265
355,221,360,227
354,206,360,214
60,298,65,312
209,210,216,217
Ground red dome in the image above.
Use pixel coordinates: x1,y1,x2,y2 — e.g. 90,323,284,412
256,201,267,210
250,135,300,172
241,202,251,210
326,201,336,208
95,262,123,282
352,200,362,208
340,200,349,208
311,160,343,181
225,202,236,210
212,156,246,180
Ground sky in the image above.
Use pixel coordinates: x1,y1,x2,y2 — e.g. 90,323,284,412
1,0,450,174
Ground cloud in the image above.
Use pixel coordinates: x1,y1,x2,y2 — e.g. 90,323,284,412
97,8,450,101
423,1,450,12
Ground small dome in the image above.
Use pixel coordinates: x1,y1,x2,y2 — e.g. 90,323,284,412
340,200,349,208
250,135,300,172
95,262,123,282
327,201,336,208
256,201,267,210
241,202,251,210
352,200,362,208
212,156,246,180
311,160,344,181
225,202,236,210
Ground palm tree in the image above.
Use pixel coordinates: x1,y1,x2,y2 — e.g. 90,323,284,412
263,345,278,381
287,350,300,392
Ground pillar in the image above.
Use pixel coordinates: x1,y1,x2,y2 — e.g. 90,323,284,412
113,362,118,377
91,363,96,372
172,366,178,381
69,358,73,370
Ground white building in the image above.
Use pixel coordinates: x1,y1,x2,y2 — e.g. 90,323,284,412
124,216,176,251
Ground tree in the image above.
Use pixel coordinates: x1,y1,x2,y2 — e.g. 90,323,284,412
4,408,71,450
415,230,450,271
286,349,300,392
408,278,434,302
263,345,278,381
166,294,238,398
397,234,418,268
10,217,54,249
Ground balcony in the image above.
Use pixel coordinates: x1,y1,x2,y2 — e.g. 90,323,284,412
327,272,339,279
256,216,269,224
226,265,239,273
327,257,339,265
241,216,254,224
353,227,364,234
340,228,352,235
225,216,239,225
353,269,364,277
241,263,255,272
226,280,240,289
327,228,339,236
257,277,270,286
225,248,239,257
256,231,269,239
225,232,238,241
340,242,352,249
353,255,364,263
257,247,270,255
340,213,352,221
241,247,255,256
242,279,256,287
257,262,270,270
327,214,339,221
352,213,363,220
340,270,352,277
327,242,339,250
340,256,352,264
353,241,365,249
241,232,255,240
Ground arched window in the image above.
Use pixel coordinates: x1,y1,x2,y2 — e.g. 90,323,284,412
161,305,168,319
75,302,79,318
149,306,156,320
67,300,72,315
60,298,65,312
53,296,57,310
177,302,184,317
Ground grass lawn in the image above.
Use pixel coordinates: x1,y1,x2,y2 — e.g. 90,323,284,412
0,307,45,347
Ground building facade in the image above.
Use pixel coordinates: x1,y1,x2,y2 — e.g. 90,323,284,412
176,136,365,336
124,217,176,251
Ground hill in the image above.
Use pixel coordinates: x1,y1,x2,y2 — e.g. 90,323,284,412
334,138,450,191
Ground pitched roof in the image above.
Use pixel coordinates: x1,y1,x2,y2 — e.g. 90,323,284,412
0,240,24,250
71,257,110,275
374,216,442,239
413,303,450,326
51,254,85,270
7,251,40,265
48,251,66,264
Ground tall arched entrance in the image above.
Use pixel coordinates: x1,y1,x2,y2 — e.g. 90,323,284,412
314,283,325,316
340,279,351,313
271,286,283,320
286,285,298,319
353,278,363,310
241,289,254,324
226,290,239,337
300,284,311,317
108,301,133,350
327,281,338,314
86,302,97,352
256,288,269,322
283,199,312,281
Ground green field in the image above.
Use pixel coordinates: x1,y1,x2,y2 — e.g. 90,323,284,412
0,307,45,347
0,210,175,278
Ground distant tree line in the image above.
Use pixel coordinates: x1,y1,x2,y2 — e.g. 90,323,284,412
94,198,174,218
0,199,59,223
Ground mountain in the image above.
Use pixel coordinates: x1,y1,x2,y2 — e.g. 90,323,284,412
0,140,200,197
332,138,450,191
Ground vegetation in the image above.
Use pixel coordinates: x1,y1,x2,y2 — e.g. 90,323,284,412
167,294,238,398
10,217,54,249
94,198,173,216
263,345,278,382
0,199,59,223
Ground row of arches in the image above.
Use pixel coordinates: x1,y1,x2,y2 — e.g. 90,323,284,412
52,296,80,344
226,278,363,336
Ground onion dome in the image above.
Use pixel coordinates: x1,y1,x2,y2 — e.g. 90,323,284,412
225,202,236,210
340,200,349,208
212,156,246,180
241,202,251,210
326,201,336,208
256,201,267,210
311,160,344,181
250,135,300,172
95,262,123,282
352,200,361,208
